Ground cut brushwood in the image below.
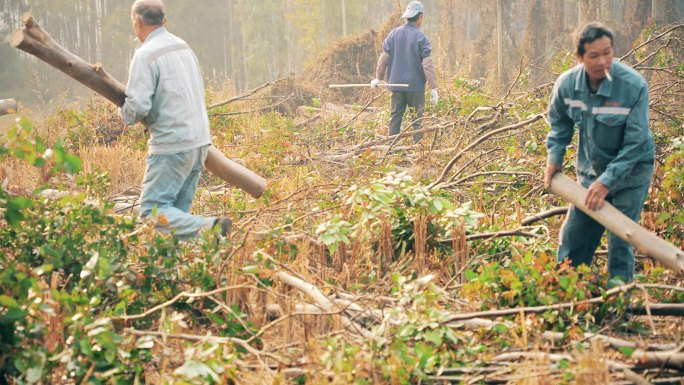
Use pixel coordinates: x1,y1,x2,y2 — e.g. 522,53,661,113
0,98,18,116
10,12,266,198
549,173,684,275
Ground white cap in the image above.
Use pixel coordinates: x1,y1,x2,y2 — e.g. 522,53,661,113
402,1,424,18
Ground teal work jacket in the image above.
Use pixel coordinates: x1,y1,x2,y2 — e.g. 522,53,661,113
546,60,654,191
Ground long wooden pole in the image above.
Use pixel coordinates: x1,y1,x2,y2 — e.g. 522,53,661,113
10,12,266,199
549,173,684,275
0,99,18,116
328,83,409,88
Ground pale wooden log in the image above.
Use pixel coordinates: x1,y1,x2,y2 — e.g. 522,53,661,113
0,98,18,116
10,12,266,198
204,147,266,199
10,13,126,106
549,173,684,275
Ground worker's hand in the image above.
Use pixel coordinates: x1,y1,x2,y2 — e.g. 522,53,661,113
430,89,439,105
370,79,380,89
544,163,562,189
585,180,610,210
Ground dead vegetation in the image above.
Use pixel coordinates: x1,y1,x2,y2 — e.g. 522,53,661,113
2,19,684,385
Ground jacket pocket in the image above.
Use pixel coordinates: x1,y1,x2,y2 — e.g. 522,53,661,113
594,113,626,153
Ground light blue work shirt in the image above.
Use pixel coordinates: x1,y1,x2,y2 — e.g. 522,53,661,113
383,22,432,93
121,27,211,154
546,60,654,191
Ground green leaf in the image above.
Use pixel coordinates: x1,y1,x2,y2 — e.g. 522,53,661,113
618,346,635,357
0,294,19,308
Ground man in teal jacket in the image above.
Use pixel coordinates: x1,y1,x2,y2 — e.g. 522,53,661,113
544,22,655,283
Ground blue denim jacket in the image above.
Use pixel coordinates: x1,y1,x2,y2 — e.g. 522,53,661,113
121,27,211,154
546,60,654,191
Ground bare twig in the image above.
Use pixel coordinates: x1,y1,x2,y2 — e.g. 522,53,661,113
208,94,293,116
428,113,545,189
113,285,249,321
207,77,287,110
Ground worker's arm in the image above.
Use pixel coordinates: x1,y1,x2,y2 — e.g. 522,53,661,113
422,56,437,90
120,54,157,125
545,77,575,188
375,51,389,81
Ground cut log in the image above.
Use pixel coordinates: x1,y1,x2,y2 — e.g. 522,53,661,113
549,173,684,275
10,12,266,198
10,13,126,106
0,98,18,116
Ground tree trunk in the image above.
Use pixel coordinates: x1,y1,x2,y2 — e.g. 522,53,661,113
578,0,600,25
652,0,678,24
11,12,266,199
0,99,18,116
10,12,126,106
549,173,684,275
622,0,650,54
496,0,503,81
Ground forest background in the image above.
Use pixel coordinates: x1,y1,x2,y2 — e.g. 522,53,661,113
2,0,684,112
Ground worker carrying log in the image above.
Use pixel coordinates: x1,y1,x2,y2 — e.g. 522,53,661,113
371,1,438,143
544,22,655,283
120,0,232,240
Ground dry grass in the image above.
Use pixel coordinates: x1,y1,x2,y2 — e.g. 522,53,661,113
78,144,146,196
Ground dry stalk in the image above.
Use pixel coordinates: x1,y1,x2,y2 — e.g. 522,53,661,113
452,222,468,284
414,214,428,273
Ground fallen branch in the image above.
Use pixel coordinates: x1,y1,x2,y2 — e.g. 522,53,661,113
208,94,293,116
443,170,535,187
428,113,544,189
207,77,287,110
631,344,684,369
521,207,568,225
443,282,636,323
275,271,371,338
449,317,676,352
124,328,289,365
113,285,249,321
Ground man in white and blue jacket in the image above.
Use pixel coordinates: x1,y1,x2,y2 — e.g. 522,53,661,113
544,22,655,283
372,1,438,142
121,0,231,239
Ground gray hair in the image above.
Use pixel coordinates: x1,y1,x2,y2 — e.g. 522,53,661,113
132,0,165,26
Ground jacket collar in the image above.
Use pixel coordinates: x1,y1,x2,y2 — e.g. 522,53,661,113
575,63,613,98
144,26,167,44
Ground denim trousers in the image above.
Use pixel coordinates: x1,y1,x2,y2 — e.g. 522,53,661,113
389,91,425,142
557,181,651,283
140,145,215,239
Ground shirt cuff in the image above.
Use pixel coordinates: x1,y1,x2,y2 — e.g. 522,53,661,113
547,152,564,167
597,174,615,190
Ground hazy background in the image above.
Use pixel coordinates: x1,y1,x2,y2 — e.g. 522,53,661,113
1,0,683,114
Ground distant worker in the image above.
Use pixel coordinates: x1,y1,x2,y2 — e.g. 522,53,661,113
120,0,232,239
371,0,438,142
544,22,654,283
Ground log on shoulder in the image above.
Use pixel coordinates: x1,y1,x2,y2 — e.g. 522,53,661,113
0,98,18,116
10,13,126,106
10,12,266,198
549,173,684,275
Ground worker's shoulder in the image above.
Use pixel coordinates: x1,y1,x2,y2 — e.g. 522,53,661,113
555,64,583,89
612,60,647,88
